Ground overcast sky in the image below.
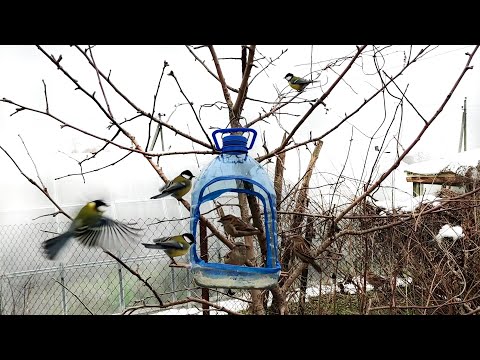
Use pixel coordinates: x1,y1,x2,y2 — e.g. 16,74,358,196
1,45,479,218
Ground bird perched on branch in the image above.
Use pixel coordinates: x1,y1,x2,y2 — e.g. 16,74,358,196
284,73,314,92
42,200,142,260
151,170,195,200
366,271,388,290
291,235,322,273
224,242,250,266
142,233,194,265
218,214,263,238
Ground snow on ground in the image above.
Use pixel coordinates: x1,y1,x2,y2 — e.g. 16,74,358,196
147,276,414,315
151,298,250,315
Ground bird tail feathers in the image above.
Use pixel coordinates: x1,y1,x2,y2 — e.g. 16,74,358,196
142,243,166,249
150,193,167,200
42,231,74,260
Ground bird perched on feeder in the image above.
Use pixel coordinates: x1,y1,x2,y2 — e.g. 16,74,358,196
224,242,250,266
151,170,195,200
284,73,314,92
42,200,142,260
218,214,263,238
142,233,195,265
291,235,322,273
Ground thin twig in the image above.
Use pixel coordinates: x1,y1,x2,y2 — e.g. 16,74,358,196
1,99,215,158
168,70,214,148
383,71,428,124
53,278,94,315
0,145,71,220
32,211,62,221
55,152,132,181
122,296,241,315
70,45,213,150
42,79,49,113
208,45,235,112
146,60,169,151
18,134,47,191
103,250,164,306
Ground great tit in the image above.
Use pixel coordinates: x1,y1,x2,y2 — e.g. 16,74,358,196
42,200,142,260
291,235,322,273
218,214,262,238
151,170,195,200
224,242,250,266
284,73,313,92
142,233,194,264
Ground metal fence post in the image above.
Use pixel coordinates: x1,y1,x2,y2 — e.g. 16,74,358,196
60,263,67,315
117,252,125,312
200,219,209,315
0,276,3,315
171,267,176,302
110,201,125,312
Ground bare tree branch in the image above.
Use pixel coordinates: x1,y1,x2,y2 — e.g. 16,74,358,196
53,278,94,315
18,134,48,191
103,250,164,306
0,145,71,220
42,79,49,113
208,45,235,113
168,70,214,148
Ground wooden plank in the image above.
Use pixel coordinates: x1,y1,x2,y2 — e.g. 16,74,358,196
406,172,465,185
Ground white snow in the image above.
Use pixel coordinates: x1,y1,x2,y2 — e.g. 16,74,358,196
143,274,415,315
435,224,464,241
405,147,480,176
150,298,250,315
371,194,441,215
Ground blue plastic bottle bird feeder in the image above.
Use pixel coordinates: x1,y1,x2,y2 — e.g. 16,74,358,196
189,128,281,289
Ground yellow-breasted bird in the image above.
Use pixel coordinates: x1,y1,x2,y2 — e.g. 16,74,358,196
42,200,142,260
151,170,195,200
284,73,313,92
218,214,262,238
224,242,250,266
142,233,194,264
291,235,322,273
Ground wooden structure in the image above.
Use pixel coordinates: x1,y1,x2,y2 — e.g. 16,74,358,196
406,171,473,196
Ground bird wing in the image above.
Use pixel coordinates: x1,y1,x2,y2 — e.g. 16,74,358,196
233,218,261,232
149,236,186,249
74,216,142,250
291,76,312,85
294,246,322,273
295,248,317,263
160,180,188,194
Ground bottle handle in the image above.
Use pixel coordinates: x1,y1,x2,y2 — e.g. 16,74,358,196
212,128,257,151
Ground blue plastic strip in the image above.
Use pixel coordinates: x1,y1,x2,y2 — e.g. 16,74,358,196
191,261,280,274
197,176,276,267
195,187,272,267
190,175,279,268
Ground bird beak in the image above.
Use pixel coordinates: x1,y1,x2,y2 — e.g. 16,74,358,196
97,204,109,212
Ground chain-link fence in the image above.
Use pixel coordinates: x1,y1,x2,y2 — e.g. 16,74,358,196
0,214,260,315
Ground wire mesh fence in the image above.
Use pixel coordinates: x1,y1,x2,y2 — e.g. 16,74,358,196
4,186,479,315
0,213,279,315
